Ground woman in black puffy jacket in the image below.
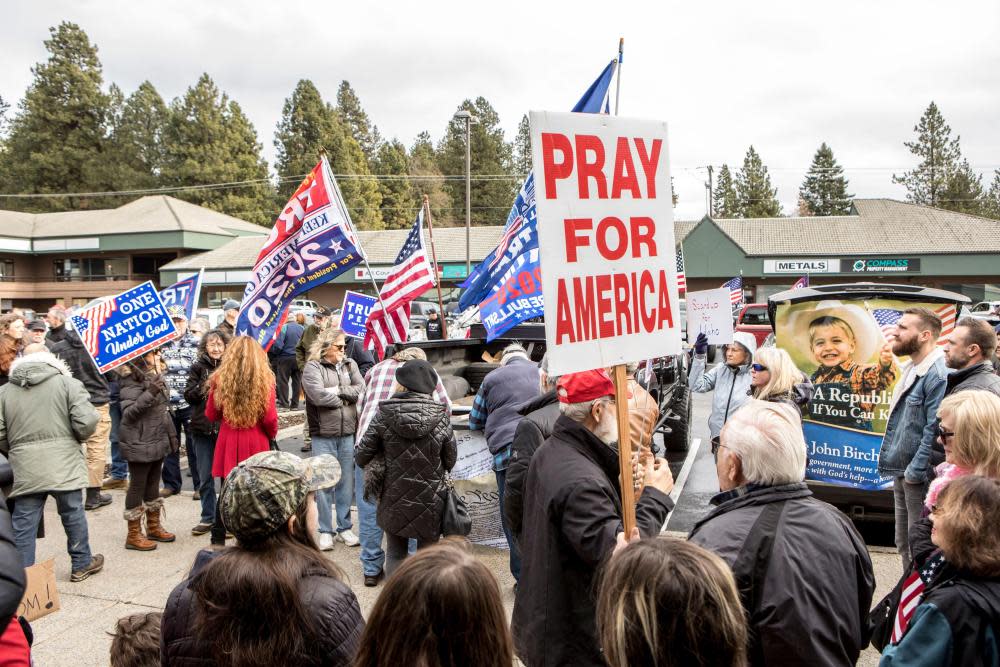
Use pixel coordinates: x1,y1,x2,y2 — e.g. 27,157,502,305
356,359,457,575
183,329,230,541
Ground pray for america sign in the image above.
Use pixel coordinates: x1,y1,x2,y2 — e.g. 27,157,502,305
530,112,682,376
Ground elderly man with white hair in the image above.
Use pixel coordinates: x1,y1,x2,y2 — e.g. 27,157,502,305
512,369,675,667
468,342,541,581
689,400,875,667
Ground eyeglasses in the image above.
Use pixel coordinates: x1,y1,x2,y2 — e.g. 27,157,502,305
751,363,768,372
936,424,955,441
332,344,346,351
930,503,941,515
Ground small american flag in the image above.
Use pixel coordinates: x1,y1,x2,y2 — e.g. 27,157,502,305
872,308,904,339
722,275,743,306
934,304,957,347
488,213,525,270
363,209,436,358
891,553,944,644
675,246,686,293
70,298,117,359
793,275,809,289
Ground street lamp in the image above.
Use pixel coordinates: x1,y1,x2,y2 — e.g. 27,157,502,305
454,110,477,275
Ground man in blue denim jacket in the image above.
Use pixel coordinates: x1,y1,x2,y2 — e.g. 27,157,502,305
878,307,948,569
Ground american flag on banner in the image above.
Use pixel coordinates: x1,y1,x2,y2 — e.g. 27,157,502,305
871,308,904,339
871,304,958,346
934,304,957,346
722,276,743,306
71,298,117,359
675,246,686,293
363,209,436,358
793,275,809,289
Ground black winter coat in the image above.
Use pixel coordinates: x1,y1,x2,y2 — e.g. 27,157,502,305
504,390,560,547
161,548,364,667
183,355,221,436
689,483,875,667
118,365,177,463
345,337,375,376
928,362,1000,467
0,486,26,635
355,392,457,540
512,416,673,667
50,330,110,405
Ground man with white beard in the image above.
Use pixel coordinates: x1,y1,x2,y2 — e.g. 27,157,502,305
512,369,675,667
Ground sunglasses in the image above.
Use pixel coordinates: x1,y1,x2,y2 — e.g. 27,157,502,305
332,344,346,351
936,424,955,441
751,363,768,372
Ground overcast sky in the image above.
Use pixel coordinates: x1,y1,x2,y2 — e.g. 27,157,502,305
3,0,999,221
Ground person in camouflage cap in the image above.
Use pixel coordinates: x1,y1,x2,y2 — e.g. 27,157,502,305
219,450,341,543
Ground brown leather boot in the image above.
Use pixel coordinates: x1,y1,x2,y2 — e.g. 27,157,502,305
125,515,156,551
145,501,176,543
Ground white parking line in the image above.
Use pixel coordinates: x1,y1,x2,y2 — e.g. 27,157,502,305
661,438,701,530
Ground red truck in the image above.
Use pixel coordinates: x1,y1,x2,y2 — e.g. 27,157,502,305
734,303,772,348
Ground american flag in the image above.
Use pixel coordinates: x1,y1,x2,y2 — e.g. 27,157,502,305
70,298,117,359
793,275,809,289
934,304,957,346
891,554,944,644
872,305,957,346
872,308,904,339
675,246,686,293
363,209,436,358
722,276,743,306
488,213,525,270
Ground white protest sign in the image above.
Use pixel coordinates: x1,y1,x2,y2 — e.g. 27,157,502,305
530,111,681,376
685,288,735,345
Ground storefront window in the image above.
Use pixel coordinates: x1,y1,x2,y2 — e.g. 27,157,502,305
0,260,14,281
207,290,245,308
54,257,128,281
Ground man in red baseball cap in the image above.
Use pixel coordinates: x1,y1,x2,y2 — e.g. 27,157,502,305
512,368,675,667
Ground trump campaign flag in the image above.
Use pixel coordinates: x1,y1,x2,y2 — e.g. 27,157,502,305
159,269,203,321
460,59,618,340
236,158,364,348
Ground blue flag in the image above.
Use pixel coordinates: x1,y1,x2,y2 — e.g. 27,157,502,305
159,269,203,321
459,59,617,340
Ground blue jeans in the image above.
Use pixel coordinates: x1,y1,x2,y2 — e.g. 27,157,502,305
162,407,195,493
355,464,384,576
192,433,218,525
312,435,354,535
109,401,128,480
12,490,93,571
495,467,522,581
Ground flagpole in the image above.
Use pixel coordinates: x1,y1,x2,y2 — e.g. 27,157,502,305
613,37,624,115
318,152,395,343
423,195,448,339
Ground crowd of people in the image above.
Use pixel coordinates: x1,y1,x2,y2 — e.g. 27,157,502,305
1,300,1000,666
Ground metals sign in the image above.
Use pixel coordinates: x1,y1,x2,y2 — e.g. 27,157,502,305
763,259,840,274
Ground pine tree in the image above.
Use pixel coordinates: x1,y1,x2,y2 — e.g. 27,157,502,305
0,22,112,211
160,73,274,225
513,114,532,176
0,95,11,137
712,164,739,217
336,81,380,166
982,170,1000,220
938,158,984,215
735,146,781,217
272,79,383,229
373,139,415,229
409,131,453,225
437,97,516,226
106,81,168,191
892,102,964,208
799,143,852,216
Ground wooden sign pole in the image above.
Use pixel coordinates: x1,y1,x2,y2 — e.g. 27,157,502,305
612,364,637,536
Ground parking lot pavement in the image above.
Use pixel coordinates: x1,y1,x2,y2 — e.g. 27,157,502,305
29,404,900,665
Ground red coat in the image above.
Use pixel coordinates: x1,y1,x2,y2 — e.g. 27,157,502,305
207,385,279,479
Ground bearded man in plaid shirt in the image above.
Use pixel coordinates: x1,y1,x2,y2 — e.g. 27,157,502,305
353,345,450,586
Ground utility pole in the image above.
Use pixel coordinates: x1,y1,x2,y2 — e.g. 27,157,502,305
454,110,476,275
707,165,714,216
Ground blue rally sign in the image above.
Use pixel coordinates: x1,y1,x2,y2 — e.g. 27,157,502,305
339,290,377,338
69,281,178,373
159,269,203,321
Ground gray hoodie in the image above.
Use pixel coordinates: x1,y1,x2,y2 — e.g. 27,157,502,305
688,331,758,439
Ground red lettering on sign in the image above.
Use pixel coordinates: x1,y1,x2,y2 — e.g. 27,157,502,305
639,270,656,331
635,138,662,198
575,135,607,199
595,274,614,339
611,137,641,198
564,218,592,262
595,217,627,260
629,217,658,258
573,276,596,342
613,273,633,335
555,279,575,344
541,133,573,199
657,269,673,328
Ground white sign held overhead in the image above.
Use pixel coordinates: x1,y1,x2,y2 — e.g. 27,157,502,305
685,288,735,345
530,111,682,376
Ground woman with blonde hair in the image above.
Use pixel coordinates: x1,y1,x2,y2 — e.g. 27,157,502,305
301,327,364,551
749,346,812,409
205,336,278,545
597,537,748,667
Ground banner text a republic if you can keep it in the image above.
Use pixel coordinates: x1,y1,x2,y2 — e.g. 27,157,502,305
530,112,682,376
